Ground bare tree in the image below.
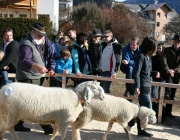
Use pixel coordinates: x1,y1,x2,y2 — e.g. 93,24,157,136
164,16,180,38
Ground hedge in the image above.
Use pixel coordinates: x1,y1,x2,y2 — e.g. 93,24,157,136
0,16,53,42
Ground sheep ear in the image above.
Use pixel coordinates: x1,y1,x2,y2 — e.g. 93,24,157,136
140,116,149,129
84,87,93,103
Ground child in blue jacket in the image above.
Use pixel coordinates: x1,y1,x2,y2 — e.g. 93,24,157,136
55,49,72,87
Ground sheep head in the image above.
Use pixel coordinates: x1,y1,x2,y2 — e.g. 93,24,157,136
74,81,105,104
137,106,156,129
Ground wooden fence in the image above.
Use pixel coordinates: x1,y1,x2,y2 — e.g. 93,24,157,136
8,73,180,123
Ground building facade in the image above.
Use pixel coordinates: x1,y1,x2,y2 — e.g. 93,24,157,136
124,2,179,41
0,0,61,32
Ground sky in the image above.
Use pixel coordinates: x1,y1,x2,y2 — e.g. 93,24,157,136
114,0,127,2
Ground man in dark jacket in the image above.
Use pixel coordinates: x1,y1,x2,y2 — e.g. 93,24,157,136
0,27,18,86
89,28,103,76
160,34,180,118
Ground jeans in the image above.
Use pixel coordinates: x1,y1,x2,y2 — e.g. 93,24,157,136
138,93,152,109
100,71,111,93
0,70,12,88
125,65,134,95
136,92,152,132
151,80,165,98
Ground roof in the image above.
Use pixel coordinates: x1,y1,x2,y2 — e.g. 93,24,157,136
123,4,141,12
143,3,173,12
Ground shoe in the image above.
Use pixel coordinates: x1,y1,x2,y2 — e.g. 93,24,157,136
124,90,130,97
14,121,31,132
40,124,53,135
166,113,175,118
138,130,153,137
14,124,31,132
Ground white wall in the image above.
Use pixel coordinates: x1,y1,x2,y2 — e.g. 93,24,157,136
37,0,59,32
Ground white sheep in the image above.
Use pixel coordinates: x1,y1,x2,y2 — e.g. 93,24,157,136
71,94,156,140
0,81,105,140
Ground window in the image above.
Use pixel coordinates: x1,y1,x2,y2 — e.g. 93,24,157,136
9,14,13,18
156,32,159,38
4,14,8,18
157,12,160,17
19,14,27,18
0,14,2,18
157,22,160,27
38,14,49,19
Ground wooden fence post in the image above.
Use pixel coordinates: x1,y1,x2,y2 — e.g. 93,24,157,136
62,75,66,88
158,86,164,123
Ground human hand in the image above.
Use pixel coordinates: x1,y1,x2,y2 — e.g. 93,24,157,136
3,66,8,70
122,60,129,65
63,70,69,74
167,69,175,77
48,69,55,76
156,72,160,78
76,72,82,77
135,88,140,95
111,73,116,79
32,63,48,74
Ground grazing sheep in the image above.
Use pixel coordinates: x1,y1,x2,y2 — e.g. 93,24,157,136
71,94,156,140
0,81,105,140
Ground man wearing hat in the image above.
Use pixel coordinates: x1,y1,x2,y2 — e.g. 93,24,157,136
16,22,56,134
89,28,103,76
160,34,180,118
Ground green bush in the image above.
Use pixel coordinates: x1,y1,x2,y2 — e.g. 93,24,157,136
0,16,53,42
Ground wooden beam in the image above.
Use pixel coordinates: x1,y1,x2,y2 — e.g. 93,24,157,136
0,6,35,9
14,3,34,6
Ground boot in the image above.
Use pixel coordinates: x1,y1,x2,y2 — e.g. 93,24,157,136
14,121,31,132
138,130,153,137
40,124,53,135
137,118,153,137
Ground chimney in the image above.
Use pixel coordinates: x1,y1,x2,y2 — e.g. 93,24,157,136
154,0,158,4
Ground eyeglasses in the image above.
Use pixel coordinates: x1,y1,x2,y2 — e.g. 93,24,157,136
103,36,109,38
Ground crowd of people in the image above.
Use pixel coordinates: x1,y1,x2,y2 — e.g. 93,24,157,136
0,21,180,138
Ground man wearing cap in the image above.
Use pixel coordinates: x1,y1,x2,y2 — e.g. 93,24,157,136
16,22,56,134
89,28,103,76
160,34,180,118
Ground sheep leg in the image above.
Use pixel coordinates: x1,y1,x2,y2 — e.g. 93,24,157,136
57,123,68,140
0,130,4,140
71,124,81,140
102,121,114,140
121,123,133,140
9,126,20,140
49,124,58,140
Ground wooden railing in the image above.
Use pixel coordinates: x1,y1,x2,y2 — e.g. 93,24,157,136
8,73,180,123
